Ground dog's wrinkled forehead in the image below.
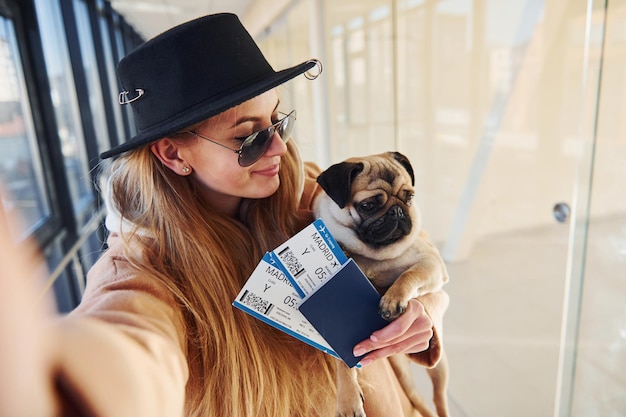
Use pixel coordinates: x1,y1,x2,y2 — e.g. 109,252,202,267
357,157,414,191
376,165,398,186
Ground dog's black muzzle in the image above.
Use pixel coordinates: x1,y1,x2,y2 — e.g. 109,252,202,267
359,205,412,247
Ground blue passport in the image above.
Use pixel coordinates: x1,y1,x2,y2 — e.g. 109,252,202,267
298,259,390,368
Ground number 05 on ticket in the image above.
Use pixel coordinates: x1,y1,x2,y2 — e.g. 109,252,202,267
272,219,348,297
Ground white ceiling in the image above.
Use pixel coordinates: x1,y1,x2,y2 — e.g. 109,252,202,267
110,0,255,40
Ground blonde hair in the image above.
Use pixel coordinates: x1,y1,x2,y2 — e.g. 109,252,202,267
104,140,336,416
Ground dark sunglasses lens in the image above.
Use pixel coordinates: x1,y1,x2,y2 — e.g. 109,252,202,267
278,113,295,140
238,129,273,167
238,112,296,167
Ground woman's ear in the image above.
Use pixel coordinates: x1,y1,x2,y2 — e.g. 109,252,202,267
150,138,192,176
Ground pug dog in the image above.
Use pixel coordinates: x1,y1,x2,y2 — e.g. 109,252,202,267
313,151,450,417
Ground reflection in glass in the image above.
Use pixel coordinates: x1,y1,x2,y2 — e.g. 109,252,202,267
34,0,94,220
96,1,126,146
326,0,396,159
112,14,135,136
73,0,110,154
0,16,50,235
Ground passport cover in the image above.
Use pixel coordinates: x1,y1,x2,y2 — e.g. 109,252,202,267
298,259,389,368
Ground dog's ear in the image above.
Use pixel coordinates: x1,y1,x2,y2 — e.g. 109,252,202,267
391,152,415,186
317,161,364,208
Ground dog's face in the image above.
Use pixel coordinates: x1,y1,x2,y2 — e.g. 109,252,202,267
314,152,420,260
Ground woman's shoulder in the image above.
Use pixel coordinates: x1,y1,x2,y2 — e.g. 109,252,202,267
299,161,323,213
84,234,135,288
76,233,180,319
303,160,322,179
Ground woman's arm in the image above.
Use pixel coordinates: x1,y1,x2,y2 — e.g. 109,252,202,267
58,237,189,417
0,203,59,417
0,201,189,417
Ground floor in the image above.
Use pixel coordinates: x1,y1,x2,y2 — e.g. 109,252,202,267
409,214,626,417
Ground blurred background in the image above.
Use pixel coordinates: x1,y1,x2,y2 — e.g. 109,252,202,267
1,0,624,415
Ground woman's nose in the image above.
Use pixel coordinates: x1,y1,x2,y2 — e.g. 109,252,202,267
265,131,288,157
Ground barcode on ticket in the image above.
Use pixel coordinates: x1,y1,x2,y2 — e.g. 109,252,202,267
239,290,274,315
277,246,305,277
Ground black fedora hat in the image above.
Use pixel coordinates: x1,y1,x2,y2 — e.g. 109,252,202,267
100,13,320,159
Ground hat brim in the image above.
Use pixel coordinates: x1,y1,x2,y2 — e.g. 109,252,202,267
100,59,317,159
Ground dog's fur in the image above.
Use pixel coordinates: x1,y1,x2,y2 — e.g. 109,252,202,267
313,151,450,417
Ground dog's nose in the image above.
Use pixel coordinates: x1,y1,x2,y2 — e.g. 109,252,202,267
388,206,405,218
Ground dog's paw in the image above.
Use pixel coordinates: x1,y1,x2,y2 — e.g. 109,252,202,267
379,290,411,320
336,389,365,417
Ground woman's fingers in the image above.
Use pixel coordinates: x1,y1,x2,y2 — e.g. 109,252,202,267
353,299,433,365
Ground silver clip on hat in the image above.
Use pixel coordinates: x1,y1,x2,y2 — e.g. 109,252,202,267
100,13,321,159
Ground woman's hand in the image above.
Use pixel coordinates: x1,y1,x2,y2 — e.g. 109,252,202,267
0,200,59,416
352,299,433,366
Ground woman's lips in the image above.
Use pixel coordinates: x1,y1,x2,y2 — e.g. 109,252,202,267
254,164,280,176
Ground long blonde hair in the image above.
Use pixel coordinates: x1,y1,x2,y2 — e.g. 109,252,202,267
105,140,336,416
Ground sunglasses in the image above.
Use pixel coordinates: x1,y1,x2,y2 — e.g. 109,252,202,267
188,110,296,167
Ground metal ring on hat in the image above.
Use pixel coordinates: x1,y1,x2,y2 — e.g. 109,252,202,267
118,88,145,105
304,59,323,80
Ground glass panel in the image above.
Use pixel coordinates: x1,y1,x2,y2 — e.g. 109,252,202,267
568,0,626,414
34,0,94,219
43,235,79,313
0,15,50,235
324,1,396,160
80,228,105,271
96,1,125,146
73,0,110,153
112,15,135,138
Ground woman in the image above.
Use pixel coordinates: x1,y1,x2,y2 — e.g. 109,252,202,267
0,13,448,417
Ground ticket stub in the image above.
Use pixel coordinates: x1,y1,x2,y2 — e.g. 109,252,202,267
233,252,339,359
272,218,348,297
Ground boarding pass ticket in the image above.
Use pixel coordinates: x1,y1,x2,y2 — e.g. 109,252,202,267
233,252,340,359
272,219,348,298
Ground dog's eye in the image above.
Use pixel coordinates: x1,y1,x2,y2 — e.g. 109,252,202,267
404,191,415,205
358,201,376,213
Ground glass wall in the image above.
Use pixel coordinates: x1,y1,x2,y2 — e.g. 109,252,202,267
96,0,125,149
73,0,111,155
326,1,397,158
0,14,50,236
258,0,624,415
0,0,140,311
568,0,626,414
34,0,94,227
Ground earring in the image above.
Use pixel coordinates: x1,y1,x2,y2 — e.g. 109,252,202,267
182,166,191,174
